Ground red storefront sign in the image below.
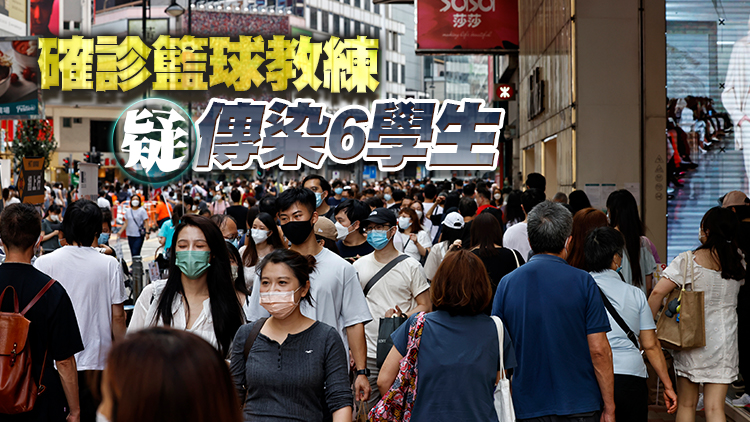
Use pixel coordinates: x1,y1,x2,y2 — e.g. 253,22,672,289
416,0,518,53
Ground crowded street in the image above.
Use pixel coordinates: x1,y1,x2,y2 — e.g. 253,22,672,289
1,0,749,422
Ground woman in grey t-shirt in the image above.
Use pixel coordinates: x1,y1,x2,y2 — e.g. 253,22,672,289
229,249,353,422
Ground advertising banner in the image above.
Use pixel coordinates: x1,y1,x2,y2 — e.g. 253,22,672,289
416,0,518,53
0,38,42,119
0,0,26,36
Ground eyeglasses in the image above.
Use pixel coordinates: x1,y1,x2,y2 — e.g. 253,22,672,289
364,225,391,234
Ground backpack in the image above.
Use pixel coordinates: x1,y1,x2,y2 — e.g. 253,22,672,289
0,279,56,414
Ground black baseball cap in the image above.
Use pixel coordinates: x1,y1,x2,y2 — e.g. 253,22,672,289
363,207,397,226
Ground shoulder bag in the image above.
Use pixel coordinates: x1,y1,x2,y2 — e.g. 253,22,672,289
363,255,410,368
656,251,705,350
369,312,427,422
490,316,515,422
598,288,640,349
238,317,268,406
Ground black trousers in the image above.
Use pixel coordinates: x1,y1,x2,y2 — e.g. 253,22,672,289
520,411,600,422
614,374,648,422
78,370,102,422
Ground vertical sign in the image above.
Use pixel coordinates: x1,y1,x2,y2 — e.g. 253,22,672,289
19,157,44,204
78,162,99,200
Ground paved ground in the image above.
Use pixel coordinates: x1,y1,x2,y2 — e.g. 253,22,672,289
649,404,750,422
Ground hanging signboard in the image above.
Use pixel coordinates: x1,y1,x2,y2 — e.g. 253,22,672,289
18,157,44,204
416,0,518,54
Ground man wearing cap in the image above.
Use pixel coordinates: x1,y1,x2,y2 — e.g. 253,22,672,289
244,187,373,403
423,212,466,282
313,216,340,254
354,208,431,412
722,190,750,407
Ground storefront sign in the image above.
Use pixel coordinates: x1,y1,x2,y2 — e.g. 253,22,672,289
416,0,518,53
495,83,514,101
528,67,544,120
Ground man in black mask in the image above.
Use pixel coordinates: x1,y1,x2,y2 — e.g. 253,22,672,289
722,191,750,404
244,187,373,403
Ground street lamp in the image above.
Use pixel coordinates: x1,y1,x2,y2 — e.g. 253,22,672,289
165,0,186,16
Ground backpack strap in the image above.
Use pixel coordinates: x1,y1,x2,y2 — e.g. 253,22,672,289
21,279,56,316
243,317,268,363
20,279,55,396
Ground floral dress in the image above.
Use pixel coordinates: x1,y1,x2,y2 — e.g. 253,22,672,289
662,251,744,383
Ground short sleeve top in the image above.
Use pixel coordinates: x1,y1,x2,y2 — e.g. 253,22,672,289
391,311,516,422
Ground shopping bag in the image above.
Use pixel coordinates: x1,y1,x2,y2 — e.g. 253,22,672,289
377,315,408,368
656,251,706,350
491,316,515,422
369,312,426,422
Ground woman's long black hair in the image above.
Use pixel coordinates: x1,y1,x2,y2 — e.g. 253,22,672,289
606,190,645,287
156,214,244,358
242,212,285,267
226,241,251,297
697,207,746,281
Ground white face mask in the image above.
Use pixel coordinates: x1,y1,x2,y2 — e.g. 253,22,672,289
494,193,502,200
96,411,110,422
231,265,239,281
398,216,412,230
334,221,351,240
415,210,423,219
49,214,60,222
251,228,270,244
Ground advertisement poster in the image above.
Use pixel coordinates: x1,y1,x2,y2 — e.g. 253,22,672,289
416,0,518,53
0,0,26,36
0,38,42,119
29,0,60,37
666,0,750,261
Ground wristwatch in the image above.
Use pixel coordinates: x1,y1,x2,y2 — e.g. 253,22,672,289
356,368,371,377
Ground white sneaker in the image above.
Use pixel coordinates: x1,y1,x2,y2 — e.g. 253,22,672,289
732,393,750,408
697,393,704,411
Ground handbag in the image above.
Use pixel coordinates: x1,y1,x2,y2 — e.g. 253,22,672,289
656,251,706,350
362,255,410,368
377,315,408,368
490,316,515,422
369,312,427,422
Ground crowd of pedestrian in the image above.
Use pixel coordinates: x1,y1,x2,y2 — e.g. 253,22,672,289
0,172,748,422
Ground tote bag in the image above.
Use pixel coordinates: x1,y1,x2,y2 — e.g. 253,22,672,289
490,316,515,422
369,312,427,422
656,251,706,351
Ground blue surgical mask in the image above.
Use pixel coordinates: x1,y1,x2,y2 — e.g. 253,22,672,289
334,187,343,195
367,230,392,250
315,192,323,208
98,232,110,245
230,238,240,249
384,194,392,202
616,265,623,274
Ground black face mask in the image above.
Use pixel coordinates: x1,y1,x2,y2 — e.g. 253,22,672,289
282,219,314,245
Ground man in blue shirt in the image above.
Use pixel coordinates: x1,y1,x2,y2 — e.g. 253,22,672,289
492,201,615,422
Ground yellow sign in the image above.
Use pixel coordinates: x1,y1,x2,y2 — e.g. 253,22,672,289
39,35,380,93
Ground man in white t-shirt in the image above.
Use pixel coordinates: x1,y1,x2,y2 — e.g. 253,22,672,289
245,187,373,402
354,207,431,411
97,189,111,209
503,188,545,261
34,199,128,421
